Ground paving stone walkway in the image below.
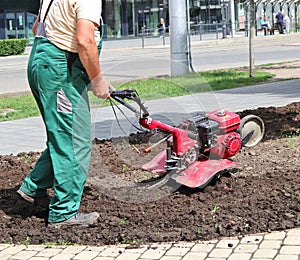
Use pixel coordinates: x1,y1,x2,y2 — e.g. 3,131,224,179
0,228,300,259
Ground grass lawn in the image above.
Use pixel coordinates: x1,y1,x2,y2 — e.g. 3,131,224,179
0,69,274,122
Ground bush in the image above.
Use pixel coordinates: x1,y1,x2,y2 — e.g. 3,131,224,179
0,38,28,56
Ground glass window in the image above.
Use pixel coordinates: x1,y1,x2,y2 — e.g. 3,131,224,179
16,12,25,38
6,13,16,39
104,0,165,38
27,13,37,43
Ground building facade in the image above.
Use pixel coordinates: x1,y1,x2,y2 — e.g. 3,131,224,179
0,0,299,41
0,0,227,40
0,0,38,41
103,0,228,38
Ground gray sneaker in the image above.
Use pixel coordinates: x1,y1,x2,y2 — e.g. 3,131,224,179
17,189,51,209
48,212,100,228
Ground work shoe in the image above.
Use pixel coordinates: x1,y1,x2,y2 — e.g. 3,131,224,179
48,212,100,228
17,189,51,209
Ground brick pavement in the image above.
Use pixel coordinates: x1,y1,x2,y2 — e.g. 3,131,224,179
0,228,299,259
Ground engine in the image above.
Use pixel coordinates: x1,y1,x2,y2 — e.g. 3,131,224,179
191,109,242,159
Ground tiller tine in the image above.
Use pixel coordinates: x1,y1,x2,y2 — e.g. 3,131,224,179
142,150,167,174
172,159,237,189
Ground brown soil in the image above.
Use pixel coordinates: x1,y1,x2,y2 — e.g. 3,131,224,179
0,100,299,246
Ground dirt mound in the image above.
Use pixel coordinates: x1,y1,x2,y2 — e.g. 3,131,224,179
0,102,299,246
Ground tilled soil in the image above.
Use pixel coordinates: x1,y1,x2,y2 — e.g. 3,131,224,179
0,102,299,246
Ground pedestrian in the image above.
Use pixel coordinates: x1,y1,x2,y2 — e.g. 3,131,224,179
17,0,114,227
157,17,166,37
284,13,291,34
260,15,271,36
275,10,284,34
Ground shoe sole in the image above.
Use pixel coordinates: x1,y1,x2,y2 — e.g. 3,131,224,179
17,189,50,209
48,220,98,228
48,213,100,228
17,189,35,203
48,223,92,228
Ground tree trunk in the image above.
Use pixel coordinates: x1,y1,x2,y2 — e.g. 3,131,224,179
249,0,255,77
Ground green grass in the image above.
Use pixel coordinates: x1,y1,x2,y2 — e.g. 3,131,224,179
0,69,274,122
89,69,274,106
0,94,40,122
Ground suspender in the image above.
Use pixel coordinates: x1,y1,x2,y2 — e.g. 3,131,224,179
38,0,55,23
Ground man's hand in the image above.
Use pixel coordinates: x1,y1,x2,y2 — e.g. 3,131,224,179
91,74,115,99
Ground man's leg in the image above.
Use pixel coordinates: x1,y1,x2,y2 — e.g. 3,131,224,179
41,77,92,223
19,148,54,197
25,40,92,223
18,38,54,199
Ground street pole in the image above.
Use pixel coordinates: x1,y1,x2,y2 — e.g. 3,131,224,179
169,0,189,77
229,0,235,36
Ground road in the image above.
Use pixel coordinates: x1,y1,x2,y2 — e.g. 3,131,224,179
1,34,300,94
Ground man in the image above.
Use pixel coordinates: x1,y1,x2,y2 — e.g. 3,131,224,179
275,10,284,34
17,0,113,227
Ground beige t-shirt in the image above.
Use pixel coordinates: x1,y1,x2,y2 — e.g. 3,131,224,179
39,0,102,53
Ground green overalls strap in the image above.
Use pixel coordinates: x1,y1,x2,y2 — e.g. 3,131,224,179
19,3,103,223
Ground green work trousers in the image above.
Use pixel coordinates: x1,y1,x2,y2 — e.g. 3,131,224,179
19,37,101,223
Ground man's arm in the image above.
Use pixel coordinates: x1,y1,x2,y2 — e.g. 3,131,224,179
32,16,40,36
76,19,112,99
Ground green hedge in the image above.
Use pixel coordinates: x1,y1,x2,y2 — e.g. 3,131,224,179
0,38,28,56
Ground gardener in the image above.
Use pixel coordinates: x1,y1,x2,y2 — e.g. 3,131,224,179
17,0,113,227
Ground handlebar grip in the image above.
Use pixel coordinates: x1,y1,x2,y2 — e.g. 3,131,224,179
110,89,136,99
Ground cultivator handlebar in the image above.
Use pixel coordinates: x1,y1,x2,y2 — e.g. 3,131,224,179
110,89,149,117
110,88,137,99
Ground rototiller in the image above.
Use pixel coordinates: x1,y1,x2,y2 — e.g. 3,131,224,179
110,89,264,189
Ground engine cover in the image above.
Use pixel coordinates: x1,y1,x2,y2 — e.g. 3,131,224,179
210,132,242,159
207,110,240,133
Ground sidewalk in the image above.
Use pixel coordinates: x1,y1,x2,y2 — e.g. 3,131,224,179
0,228,300,260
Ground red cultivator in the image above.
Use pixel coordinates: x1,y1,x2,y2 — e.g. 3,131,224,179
110,89,265,189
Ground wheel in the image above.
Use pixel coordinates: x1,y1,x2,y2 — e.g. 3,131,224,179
237,115,265,147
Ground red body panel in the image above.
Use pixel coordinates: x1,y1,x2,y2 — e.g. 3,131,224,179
174,159,237,188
